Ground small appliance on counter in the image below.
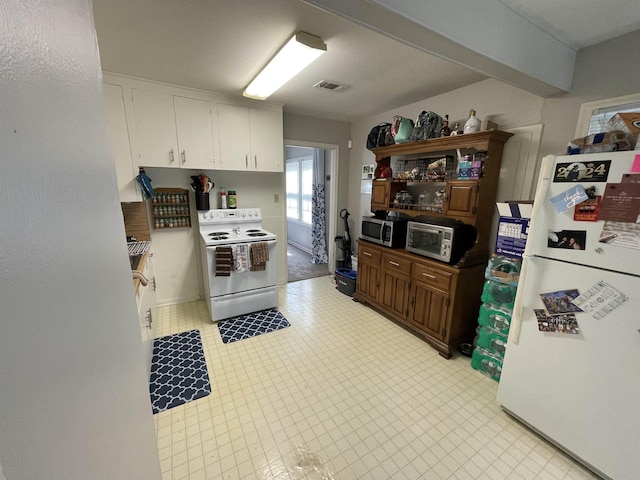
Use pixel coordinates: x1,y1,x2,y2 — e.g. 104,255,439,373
360,216,407,248
405,219,477,264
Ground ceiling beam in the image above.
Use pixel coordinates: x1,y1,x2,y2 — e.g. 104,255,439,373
303,0,575,96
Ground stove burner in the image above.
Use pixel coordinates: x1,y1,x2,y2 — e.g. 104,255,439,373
246,229,261,233
208,235,229,241
247,232,267,237
208,231,229,236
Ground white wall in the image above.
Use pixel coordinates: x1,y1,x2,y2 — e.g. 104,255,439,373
540,29,640,158
283,113,353,237
348,78,544,245
0,1,161,478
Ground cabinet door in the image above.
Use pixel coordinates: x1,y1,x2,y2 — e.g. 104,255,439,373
445,180,478,217
131,89,179,168
217,103,251,170
249,107,283,172
103,83,140,202
137,252,157,377
380,254,411,320
356,245,381,303
371,181,390,210
174,96,216,169
408,281,449,340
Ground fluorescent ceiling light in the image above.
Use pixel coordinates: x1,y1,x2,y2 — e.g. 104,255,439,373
243,32,327,100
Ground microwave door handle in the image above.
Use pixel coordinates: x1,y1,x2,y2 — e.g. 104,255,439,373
379,225,385,243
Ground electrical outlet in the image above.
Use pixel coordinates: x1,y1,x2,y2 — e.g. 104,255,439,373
274,194,279,203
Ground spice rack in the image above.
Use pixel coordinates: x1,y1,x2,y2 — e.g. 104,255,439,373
150,188,191,229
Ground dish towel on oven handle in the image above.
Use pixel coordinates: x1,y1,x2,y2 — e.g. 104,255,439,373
233,244,249,273
250,242,269,272
214,246,233,276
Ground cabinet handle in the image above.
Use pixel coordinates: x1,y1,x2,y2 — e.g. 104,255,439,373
388,261,400,267
245,155,248,168
152,276,157,292
169,149,175,163
254,155,257,169
181,150,186,164
422,272,436,279
362,251,372,257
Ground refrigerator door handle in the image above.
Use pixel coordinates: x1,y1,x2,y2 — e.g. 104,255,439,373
523,155,555,257
509,254,532,345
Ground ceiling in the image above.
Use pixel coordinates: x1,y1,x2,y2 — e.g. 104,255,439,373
92,0,640,122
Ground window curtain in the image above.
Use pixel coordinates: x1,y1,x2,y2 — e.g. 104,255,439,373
311,149,328,264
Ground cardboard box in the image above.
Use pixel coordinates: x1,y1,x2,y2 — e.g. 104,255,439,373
482,119,499,131
608,112,640,148
494,202,532,259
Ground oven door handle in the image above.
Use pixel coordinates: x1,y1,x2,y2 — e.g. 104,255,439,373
206,239,277,252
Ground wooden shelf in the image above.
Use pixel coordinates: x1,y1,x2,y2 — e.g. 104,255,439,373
369,130,514,162
150,187,191,229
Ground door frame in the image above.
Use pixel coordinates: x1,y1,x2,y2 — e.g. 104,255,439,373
283,139,340,275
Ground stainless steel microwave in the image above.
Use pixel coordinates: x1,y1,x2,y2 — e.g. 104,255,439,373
360,217,407,248
405,220,477,264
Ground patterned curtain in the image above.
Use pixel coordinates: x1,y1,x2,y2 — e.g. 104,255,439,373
311,149,328,264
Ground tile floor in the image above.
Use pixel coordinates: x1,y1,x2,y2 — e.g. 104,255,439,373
152,276,598,480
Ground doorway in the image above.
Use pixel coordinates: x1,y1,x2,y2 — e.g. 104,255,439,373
284,142,338,282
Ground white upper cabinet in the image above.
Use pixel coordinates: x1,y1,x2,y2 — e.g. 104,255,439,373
131,89,217,169
217,103,251,170
250,107,283,172
103,74,281,174
217,103,283,172
103,83,141,202
173,96,216,169
131,89,180,168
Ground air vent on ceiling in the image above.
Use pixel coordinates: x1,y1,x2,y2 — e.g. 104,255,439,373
313,80,348,92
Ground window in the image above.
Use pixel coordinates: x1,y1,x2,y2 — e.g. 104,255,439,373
576,93,640,137
286,156,313,224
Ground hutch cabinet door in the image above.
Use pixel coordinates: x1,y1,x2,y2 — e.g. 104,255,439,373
407,281,449,340
371,181,390,210
355,244,382,303
445,180,478,217
379,253,411,320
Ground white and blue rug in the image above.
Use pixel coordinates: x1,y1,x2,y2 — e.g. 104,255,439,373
149,330,211,414
218,309,290,344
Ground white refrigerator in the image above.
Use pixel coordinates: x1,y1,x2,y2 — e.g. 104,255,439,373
497,151,640,480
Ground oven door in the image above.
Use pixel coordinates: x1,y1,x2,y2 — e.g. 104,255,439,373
205,240,277,297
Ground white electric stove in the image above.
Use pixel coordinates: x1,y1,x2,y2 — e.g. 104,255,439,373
197,208,278,321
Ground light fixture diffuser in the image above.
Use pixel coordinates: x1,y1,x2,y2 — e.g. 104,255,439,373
243,32,327,100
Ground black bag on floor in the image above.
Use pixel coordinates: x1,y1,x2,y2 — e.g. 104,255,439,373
366,123,394,149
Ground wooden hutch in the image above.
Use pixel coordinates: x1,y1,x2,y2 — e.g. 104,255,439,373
354,130,514,358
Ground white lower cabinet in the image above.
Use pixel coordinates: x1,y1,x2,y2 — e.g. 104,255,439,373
217,103,283,172
103,83,141,202
136,252,157,377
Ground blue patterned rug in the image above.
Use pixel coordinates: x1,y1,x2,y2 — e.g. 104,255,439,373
218,309,290,344
149,330,211,414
